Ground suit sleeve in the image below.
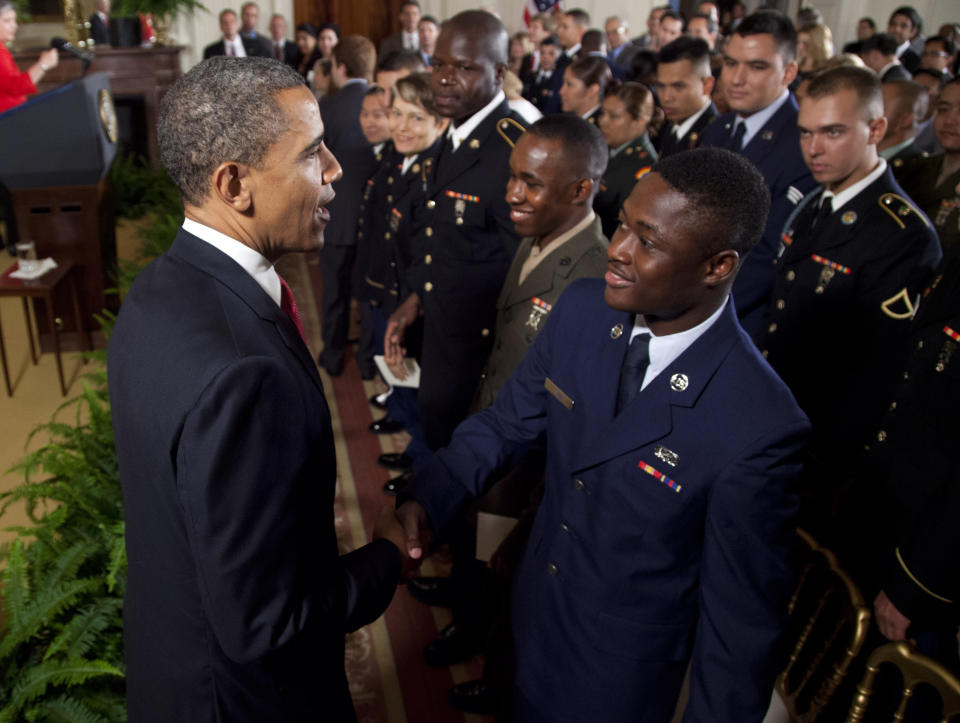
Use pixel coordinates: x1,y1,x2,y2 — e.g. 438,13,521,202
176,356,400,664
684,420,808,723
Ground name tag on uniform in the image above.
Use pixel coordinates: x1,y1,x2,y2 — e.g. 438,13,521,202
545,377,574,411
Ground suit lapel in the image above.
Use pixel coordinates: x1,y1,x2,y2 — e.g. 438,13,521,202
742,95,798,162
168,230,324,395
574,301,739,472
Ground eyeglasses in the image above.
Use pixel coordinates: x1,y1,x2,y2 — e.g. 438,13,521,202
922,49,950,58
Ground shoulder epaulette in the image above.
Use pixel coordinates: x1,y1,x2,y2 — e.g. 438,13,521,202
496,117,527,148
878,192,931,230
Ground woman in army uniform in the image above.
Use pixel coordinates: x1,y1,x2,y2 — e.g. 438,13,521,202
594,81,664,238
559,55,612,125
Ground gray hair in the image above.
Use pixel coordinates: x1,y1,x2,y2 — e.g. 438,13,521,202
0,0,16,14
158,56,306,206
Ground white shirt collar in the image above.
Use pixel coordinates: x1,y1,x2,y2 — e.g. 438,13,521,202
879,138,916,160
182,218,281,307
402,29,419,50
736,88,790,148
673,100,712,140
447,90,506,151
224,36,246,57
580,105,600,120
896,40,911,58
629,296,729,391
821,158,887,212
565,43,581,58
400,153,419,175
373,142,385,155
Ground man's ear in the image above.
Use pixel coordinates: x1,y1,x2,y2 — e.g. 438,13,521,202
781,59,799,89
211,162,252,213
571,177,594,204
494,62,508,86
704,249,740,286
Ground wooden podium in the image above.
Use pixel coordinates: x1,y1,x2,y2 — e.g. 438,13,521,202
0,73,119,350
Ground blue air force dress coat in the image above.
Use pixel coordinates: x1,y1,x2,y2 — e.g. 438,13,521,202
108,231,401,722
593,137,656,240
657,103,718,158
404,101,528,449
756,168,941,496
700,96,817,336
408,279,810,723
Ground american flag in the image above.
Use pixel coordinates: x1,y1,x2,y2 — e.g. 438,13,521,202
523,0,562,29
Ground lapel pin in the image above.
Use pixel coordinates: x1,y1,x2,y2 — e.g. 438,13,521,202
412,163,420,174
610,323,624,339
670,373,689,391
469,139,480,149
762,130,774,141
842,211,857,225
625,147,633,155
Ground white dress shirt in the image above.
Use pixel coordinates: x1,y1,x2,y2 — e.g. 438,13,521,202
735,88,790,148
447,90,506,151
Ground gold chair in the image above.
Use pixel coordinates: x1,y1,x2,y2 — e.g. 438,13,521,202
846,641,960,722
776,528,872,721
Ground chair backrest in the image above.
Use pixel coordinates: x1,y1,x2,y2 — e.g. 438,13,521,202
777,529,872,721
846,641,960,722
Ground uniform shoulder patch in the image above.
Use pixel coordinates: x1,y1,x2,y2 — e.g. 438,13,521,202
881,288,917,320
496,117,527,148
878,193,931,230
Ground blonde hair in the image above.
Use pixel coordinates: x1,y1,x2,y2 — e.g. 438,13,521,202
799,23,835,72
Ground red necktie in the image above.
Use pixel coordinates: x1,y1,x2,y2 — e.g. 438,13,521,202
278,275,308,346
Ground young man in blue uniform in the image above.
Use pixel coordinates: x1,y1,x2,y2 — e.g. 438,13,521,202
395,148,811,722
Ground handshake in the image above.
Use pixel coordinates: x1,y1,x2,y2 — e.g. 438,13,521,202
373,500,434,581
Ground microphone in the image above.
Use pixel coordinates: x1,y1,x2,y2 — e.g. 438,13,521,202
51,37,94,64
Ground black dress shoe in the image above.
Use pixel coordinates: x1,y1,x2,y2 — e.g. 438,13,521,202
369,417,405,434
448,679,499,715
423,621,484,667
377,452,412,471
407,576,465,607
369,392,389,410
382,470,412,495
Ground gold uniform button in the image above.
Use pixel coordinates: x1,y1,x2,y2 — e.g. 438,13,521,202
384,232,391,240
427,200,436,210
876,430,887,442
456,217,464,226
903,371,909,380
481,328,490,337
547,562,559,576
424,254,432,265
776,299,785,310
786,270,796,281
917,340,924,350
387,194,393,202
768,323,777,333
889,401,897,411
425,227,434,237
424,281,433,292
762,350,769,358
358,231,364,239
358,218,364,226
387,176,394,184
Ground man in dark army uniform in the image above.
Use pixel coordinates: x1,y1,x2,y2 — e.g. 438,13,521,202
756,66,941,531
894,78,960,251
384,10,528,452
837,244,960,672
656,37,717,158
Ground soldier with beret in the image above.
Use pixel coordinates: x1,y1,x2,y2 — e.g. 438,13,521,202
894,78,960,251
594,82,661,239
756,66,941,531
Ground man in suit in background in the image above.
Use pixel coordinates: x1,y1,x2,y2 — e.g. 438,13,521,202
543,8,589,114
203,9,266,59
605,15,638,73
380,0,421,60
109,57,409,722
239,1,271,56
88,0,110,45
317,35,377,377
418,14,439,66
269,13,298,67
656,37,717,157
396,148,809,722
887,6,924,74
701,10,816,336
862,33,913,82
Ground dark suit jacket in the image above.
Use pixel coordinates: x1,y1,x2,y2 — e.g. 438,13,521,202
882,62,913,81
472,215,608,410
543,51,576,115
88,13,109,45
379,32,413,61
701,96,817,336
658,103,718,158
108,230,400,722
757,168,941,475
900,48,922,75
408,280,809,722
202,36,268,59
318,80,371,248
271,38,299,66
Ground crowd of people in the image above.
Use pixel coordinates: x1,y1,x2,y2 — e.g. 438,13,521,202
4,0,956,720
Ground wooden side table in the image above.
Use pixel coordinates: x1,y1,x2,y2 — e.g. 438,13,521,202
0,263,89,396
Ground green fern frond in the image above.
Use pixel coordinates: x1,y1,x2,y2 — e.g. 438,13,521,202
43,599,123,661
0,579,102,659
1,539,30,623
104,533,125,596
2,660,123,719
25,693,109,723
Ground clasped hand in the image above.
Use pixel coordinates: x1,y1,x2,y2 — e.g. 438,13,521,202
373,501,433,582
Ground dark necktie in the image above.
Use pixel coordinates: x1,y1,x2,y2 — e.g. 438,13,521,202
811,196,833,232
731,121,746,151
279,275,308,346
274,43,282,61
615,332,651,415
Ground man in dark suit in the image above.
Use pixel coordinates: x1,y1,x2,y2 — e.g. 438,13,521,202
384,10,528,452
756,66,941,532
863,33,913,81
88,0,110,45
268,13,299,67
238,1,272,57
395,148,810,722
543,8,589,114
656,37,717,157
379,0,421,60
202,8,266,59
701,11,817,336
887,6,924,74
317,35,376,377
108,57,409,722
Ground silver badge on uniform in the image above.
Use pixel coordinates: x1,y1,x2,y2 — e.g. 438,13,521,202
455,198,466,226
670,373,689,391
654,445,680,467
611,323,624,339
526,297,552,331
815,266,835,294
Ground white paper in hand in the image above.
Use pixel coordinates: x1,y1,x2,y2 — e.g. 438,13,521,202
374,355,420,388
